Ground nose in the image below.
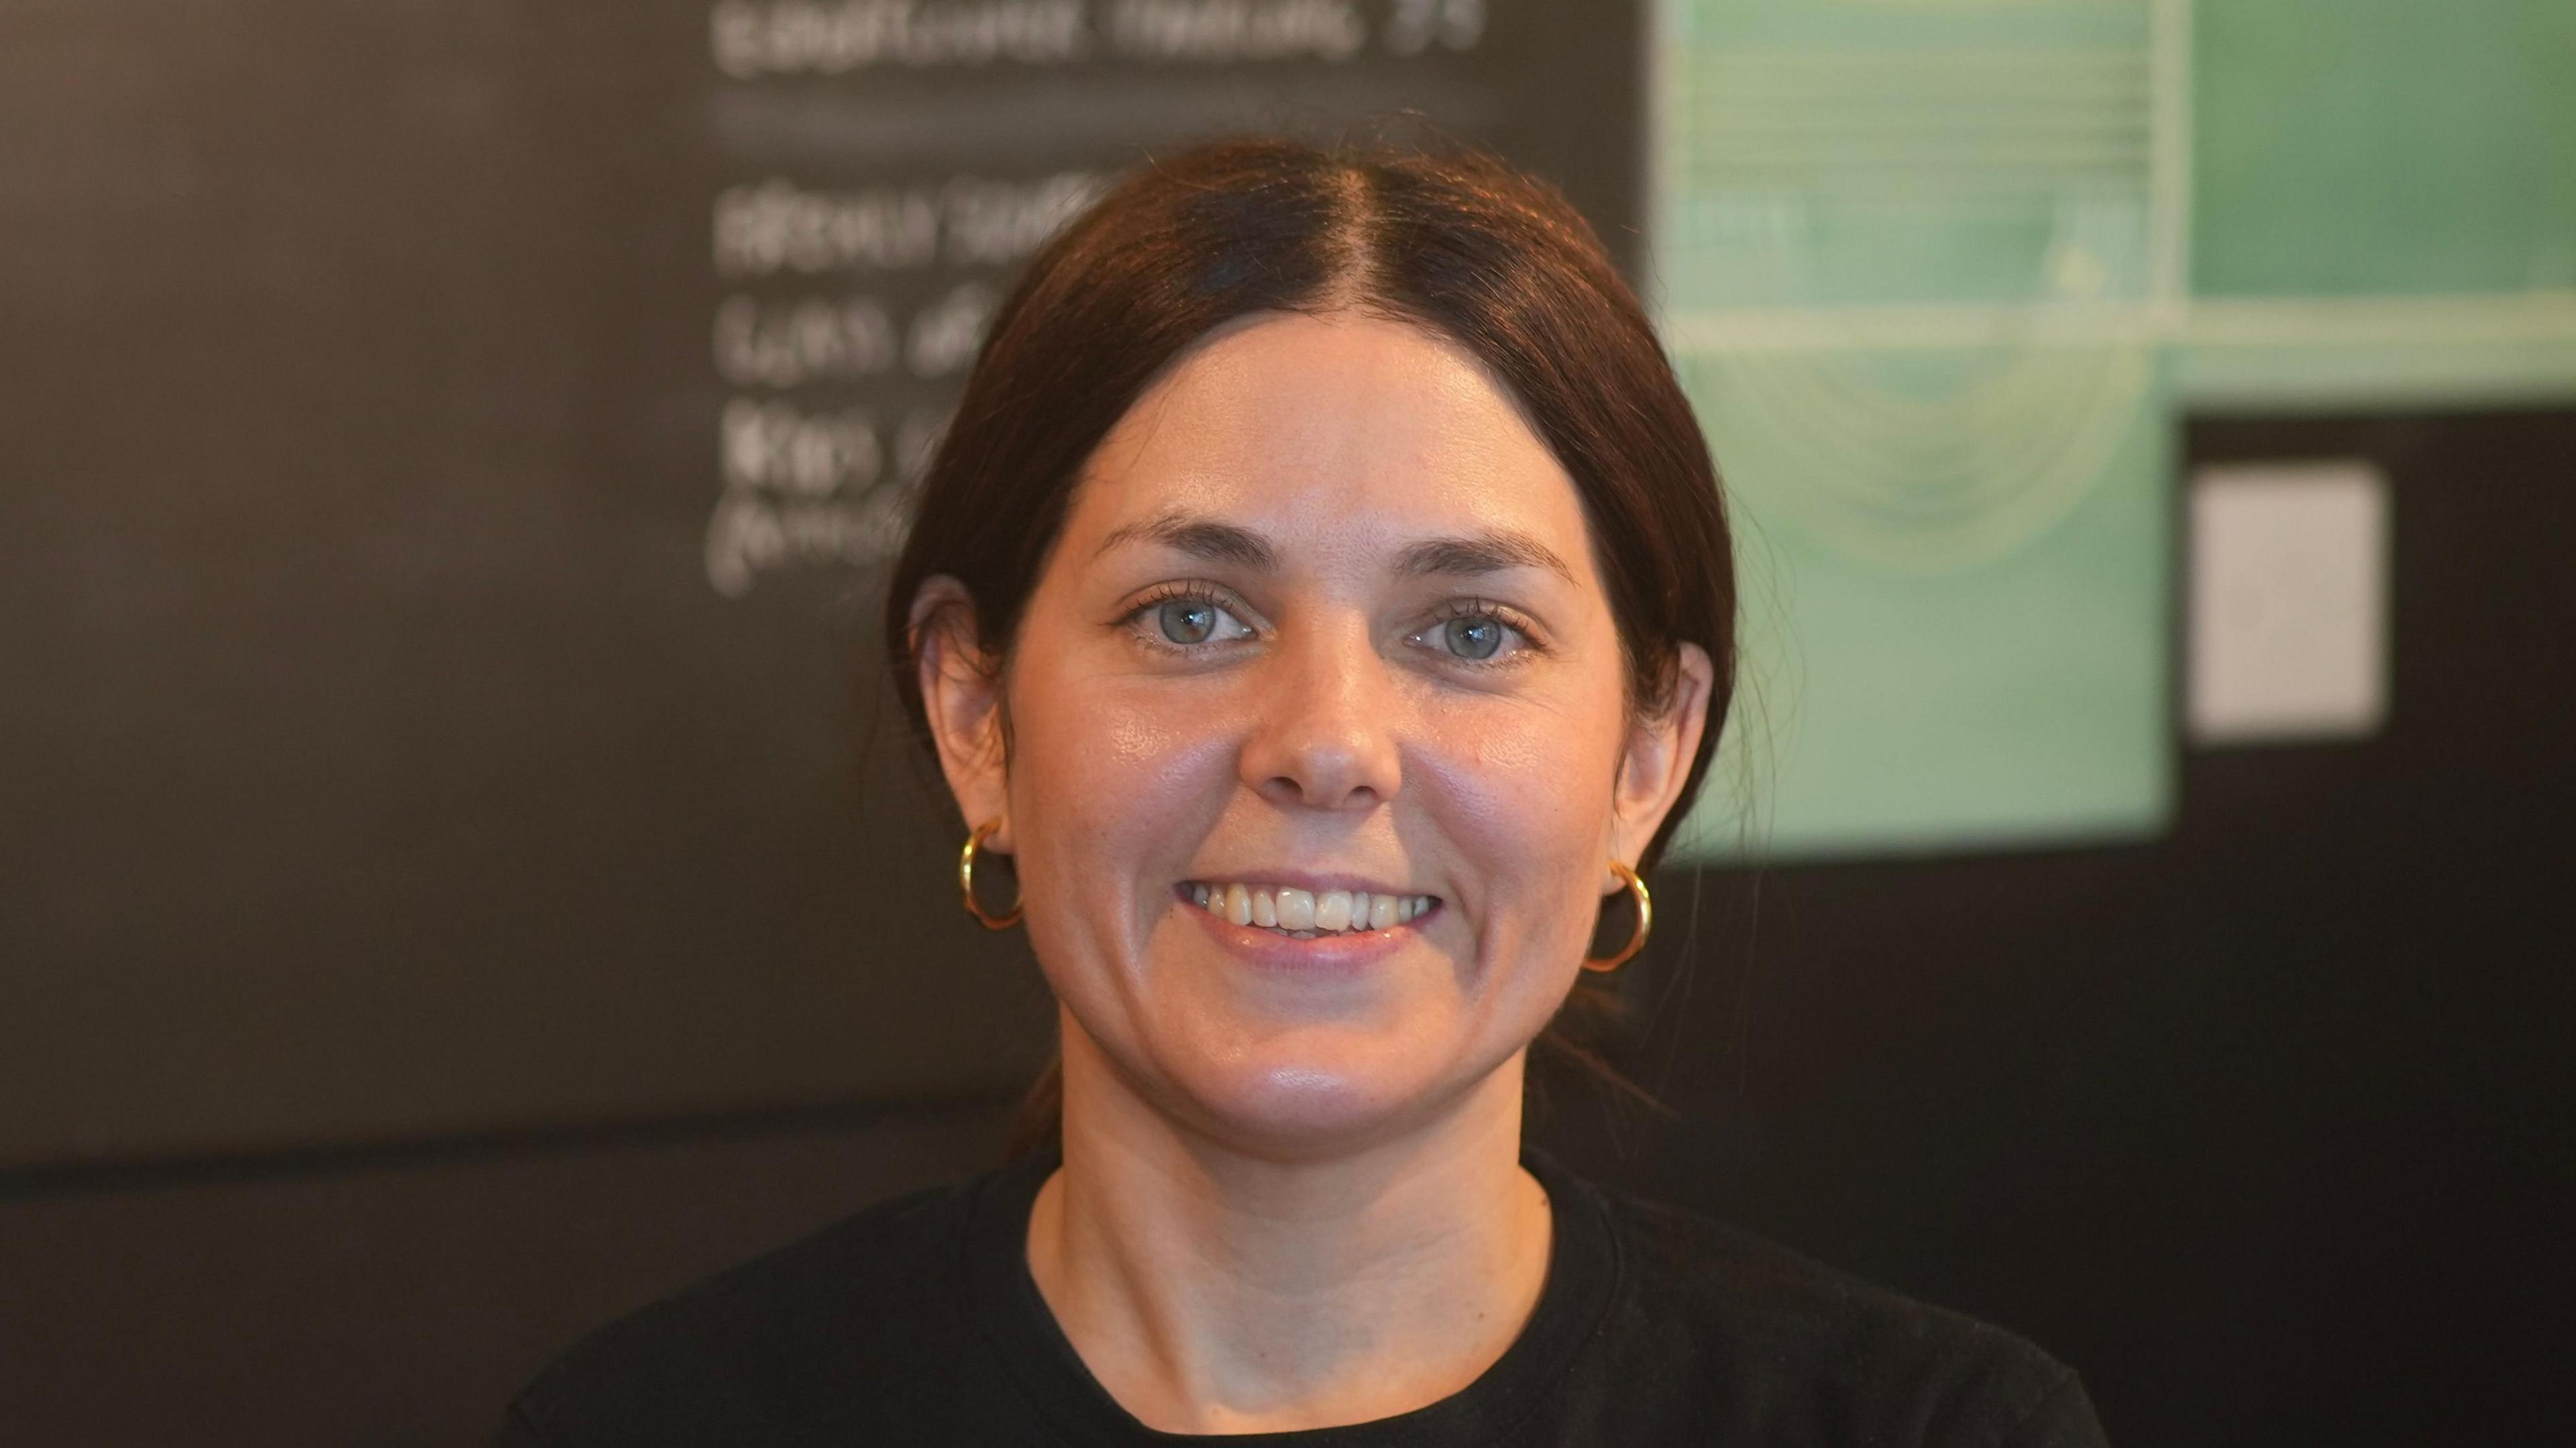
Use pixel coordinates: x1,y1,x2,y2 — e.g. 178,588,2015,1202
1239,613,1403,812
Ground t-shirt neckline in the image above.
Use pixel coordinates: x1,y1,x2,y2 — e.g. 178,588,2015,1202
961,1143,1622,1447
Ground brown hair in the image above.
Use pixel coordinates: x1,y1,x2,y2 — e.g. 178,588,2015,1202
883,137,1736,1157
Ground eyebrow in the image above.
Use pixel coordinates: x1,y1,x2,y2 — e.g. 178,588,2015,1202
1391,529,1574,584
1091,511,1279,569
1093,510,1572,583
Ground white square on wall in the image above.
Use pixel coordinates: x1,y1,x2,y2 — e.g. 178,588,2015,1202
2188,460,2392,746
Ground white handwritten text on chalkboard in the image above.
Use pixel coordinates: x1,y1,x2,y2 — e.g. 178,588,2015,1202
714,174,1101,278
712,1,1092,75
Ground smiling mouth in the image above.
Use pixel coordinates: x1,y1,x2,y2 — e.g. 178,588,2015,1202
1181,881,1440,938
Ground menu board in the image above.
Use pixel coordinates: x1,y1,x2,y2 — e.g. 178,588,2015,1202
0,1,1644,1167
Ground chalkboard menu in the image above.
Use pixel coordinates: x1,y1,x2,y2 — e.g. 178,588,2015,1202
0,1,1644,1167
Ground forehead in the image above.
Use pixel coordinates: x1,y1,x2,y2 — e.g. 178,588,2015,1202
1065,311,1594,573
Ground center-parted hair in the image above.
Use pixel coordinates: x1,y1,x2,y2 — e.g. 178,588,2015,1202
881,137,1737,1152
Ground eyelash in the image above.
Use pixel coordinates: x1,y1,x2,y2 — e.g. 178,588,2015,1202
1116,581,1548,670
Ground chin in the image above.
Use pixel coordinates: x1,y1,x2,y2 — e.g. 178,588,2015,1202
1160,1029,1485,1162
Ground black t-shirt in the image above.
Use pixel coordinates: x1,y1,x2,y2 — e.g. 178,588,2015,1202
499,1146,2107,1446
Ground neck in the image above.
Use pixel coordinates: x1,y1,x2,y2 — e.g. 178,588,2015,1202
1024,1017,1554,1435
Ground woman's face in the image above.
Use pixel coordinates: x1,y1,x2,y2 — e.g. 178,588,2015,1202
920,311,1709,1156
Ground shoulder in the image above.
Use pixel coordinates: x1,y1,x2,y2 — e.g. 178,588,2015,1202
498,1173,990,1447
1574,1176,2106,1447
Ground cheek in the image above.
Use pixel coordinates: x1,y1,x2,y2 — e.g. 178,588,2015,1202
1006,662,1234,915
1413,689,1625,954
1420,693,1617,852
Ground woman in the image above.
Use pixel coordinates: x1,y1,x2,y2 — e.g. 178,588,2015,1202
500,139,2108,1445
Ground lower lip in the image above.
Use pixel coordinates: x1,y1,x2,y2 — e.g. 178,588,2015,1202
1177,887,1430,974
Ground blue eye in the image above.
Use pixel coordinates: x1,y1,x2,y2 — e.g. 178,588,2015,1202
1124,584,1256,656
1442,615,1504,660
1157,598,1218,645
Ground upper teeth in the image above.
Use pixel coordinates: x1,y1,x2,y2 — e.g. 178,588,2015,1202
1187,883,1435,934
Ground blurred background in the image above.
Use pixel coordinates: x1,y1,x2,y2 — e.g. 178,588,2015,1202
3,1,2570,1443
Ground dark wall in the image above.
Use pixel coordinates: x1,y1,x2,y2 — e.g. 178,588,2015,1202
0,1098,1019,1446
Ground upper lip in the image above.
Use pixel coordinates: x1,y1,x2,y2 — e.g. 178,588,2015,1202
1184,869,1430,897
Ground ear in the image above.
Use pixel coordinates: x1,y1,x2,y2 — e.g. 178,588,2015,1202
908,573,1014,852
1606,641,1715,886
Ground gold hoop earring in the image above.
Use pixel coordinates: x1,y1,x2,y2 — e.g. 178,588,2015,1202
958,820,1022,930
1580,859,1652,972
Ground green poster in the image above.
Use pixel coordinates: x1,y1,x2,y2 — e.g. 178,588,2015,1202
1654,0,2183,860
2180,0,2576,410
1654,0,2576,861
